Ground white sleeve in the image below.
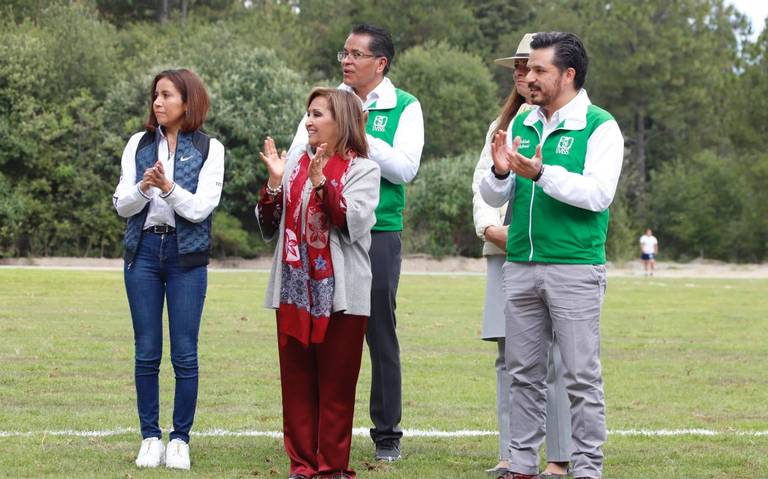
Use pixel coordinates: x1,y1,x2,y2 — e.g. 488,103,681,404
536,119,624,212
161,139,225,223
113,132,151,218
479,168,515,208
366,101,424,184
472,121,506,239
287,114,309,157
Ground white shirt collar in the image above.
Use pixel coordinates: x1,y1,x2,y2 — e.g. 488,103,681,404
338,77,397,110
524,89,592,131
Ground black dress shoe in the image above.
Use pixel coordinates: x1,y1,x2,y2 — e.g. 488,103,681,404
374,443,401,461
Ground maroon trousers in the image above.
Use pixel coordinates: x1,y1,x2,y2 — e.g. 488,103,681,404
277,312,367,478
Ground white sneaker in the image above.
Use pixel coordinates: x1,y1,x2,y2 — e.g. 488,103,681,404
135,437,164,468
165,438,191,470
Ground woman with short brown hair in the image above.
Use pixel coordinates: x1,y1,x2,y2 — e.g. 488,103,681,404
113,68,225,471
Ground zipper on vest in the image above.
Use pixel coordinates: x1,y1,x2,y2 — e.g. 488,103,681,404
527,121,567,261
527,187,535,261
170,134,180,256
528,126,545,261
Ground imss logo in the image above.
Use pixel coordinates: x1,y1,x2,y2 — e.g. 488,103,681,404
372,115,388,132
556,136,574,155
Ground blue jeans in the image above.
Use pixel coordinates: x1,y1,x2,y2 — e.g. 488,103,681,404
124,231,207,443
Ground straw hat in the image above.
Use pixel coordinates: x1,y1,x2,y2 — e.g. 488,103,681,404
494,33,535,68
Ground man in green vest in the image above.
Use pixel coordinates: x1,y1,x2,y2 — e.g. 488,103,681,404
479,32,623,479
289,23,424,463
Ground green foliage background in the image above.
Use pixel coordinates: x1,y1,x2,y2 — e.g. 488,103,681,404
1,0,767,262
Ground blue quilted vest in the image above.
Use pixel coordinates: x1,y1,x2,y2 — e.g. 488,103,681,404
123,129,213,267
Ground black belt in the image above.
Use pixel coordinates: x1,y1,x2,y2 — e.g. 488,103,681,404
144,225,175,234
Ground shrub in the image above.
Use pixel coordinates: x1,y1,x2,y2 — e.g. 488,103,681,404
648,150,749,261
390,42,497,160
404,151,480,257
212,211,268,259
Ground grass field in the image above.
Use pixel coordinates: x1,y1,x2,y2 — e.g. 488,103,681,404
0,268,766,478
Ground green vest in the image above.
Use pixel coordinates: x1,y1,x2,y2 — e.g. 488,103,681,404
506,105,614,264
366,88,417,231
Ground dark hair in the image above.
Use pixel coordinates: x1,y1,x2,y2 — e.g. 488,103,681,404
145,68,209,133
497,91,526,132
350,23,395,74
530,32,588,89
307,87,368,158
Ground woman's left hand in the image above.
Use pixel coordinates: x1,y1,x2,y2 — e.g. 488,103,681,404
309,142,329,188
145,161,174,194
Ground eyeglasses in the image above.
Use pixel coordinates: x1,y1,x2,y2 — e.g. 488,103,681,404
337,50,377,62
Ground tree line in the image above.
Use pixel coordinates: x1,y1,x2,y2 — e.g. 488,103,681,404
1,0,766,262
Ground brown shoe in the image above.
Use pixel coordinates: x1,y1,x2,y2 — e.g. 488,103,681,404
499,472,539,479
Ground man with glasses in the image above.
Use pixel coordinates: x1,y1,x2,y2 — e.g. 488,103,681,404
289,23,424,463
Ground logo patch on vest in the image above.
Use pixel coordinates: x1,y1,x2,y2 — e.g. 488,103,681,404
518,138,531,150
372,115,388,132
556,136,574,155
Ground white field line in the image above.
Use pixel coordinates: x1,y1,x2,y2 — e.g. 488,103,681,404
0,265,479,275
1,427,767,439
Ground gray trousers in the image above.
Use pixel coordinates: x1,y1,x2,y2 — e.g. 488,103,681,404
503,262,607,478
496,339,573,461
366,231,403,446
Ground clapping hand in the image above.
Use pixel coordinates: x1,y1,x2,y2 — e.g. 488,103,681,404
491,130,543,180
308,142,329,188
259,136,286,189
141,160,173,193
491,130,513,175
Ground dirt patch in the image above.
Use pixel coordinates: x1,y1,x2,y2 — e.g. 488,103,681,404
1,256,767,278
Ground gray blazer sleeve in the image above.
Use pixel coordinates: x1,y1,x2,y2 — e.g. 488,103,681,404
340,157,381,245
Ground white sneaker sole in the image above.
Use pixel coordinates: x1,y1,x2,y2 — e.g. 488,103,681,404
135,452,165,468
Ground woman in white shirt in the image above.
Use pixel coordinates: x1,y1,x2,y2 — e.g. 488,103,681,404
113,69,225,471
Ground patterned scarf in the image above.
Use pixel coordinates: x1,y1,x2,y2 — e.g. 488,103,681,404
278,150,350,345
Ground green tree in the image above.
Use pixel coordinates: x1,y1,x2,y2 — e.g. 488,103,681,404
648,150,747,261
294,0,483,81
0,3,124,256
605,174,638,263
531,0,749,202
390,42,497,160
466,0,534,97
730,17,768,153
190,45,307,229
211,211,267,258
95,0,238,25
